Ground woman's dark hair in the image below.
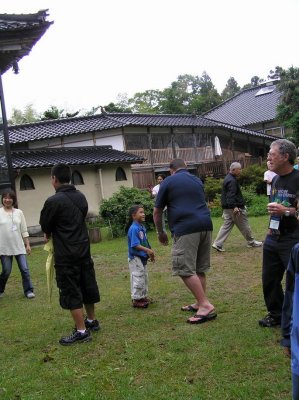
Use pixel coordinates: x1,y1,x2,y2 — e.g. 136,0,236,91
157,174,165,180
1,189,17,207
125,204,143,233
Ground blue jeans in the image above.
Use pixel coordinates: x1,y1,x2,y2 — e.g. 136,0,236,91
0,255,34,295
293,373,299,400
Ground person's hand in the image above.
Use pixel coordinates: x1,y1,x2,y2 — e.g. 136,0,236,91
233,207,240,216
147,249,155,262
283,346,291,358
44,233,50,243
267,202,288,216
26,243,31,256
157,231,169,246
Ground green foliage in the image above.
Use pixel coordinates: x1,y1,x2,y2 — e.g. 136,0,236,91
42,105,79,120
129,90,163,113
246,194,269,216
239,163,266,195
8,103,40,125
241,186,268,215
100,186,154,237
208,193,223,217
208,189,268,218
82,106,101,116
104,101,132,112
241,75,265,90
221,77,241,100
204,176,223,202
110,72,223,115
277,66,299,145
206,164,269,217
104,93,133,113
0,221,292,399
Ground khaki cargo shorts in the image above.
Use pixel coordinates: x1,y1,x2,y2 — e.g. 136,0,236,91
171,231,212,277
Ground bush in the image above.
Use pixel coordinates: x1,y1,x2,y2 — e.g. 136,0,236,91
100,186,154,237
208,194,223,217
208,188,268,218
204,177,223,202
206,164,269,217
240,185,258,207
239,163,267,195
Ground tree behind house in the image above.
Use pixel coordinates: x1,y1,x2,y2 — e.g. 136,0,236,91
276,66,299,145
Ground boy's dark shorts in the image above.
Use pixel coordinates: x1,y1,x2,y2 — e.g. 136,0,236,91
55,258,100,310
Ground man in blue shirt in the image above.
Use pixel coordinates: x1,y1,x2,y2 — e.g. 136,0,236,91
153,159,216,324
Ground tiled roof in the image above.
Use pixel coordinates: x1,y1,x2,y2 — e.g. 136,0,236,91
0,10,53,73
203,83,281,127
7,112,276,145
10,146,144,169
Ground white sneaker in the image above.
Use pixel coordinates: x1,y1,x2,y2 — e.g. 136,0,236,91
247,240,263,248
26,291,35,299
0,292,4,298
212,243,225,252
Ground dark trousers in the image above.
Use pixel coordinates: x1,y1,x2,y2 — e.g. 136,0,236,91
262,234,298,319
293,373,299,400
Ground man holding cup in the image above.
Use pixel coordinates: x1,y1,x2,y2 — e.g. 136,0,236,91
259,139,299,328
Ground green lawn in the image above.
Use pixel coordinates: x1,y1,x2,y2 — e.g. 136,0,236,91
0,216,292,399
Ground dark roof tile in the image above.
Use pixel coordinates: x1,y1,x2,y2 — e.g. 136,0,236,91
0,10,53,73
203,83,281,126
7,112,276,145
11,146,144,169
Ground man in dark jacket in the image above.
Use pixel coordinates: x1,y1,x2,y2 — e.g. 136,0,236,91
212,162,262,252
40,164,100,345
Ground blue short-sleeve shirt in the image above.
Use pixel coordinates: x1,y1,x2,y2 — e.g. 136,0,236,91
127,221,150,260
155,169,213,236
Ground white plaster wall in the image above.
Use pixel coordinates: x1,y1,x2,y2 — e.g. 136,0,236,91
98,164,133,200
27,129,124,150
95,135,124,151
28,138,63,149
15,168,55,229
15,164,134,229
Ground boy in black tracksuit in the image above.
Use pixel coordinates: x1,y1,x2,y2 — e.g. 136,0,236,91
40,164,100,345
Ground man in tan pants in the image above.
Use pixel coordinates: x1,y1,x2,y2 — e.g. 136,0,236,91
212,162,262,252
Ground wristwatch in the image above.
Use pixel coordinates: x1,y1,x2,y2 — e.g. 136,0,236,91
284,209,291,217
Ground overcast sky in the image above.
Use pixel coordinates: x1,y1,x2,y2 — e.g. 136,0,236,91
2,0,299,118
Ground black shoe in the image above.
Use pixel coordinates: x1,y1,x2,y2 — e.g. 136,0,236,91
59,329,92,346
258,314,281,328
84,317,100,331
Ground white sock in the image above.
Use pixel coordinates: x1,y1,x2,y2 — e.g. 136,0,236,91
86,318,94,323
77,329,86,334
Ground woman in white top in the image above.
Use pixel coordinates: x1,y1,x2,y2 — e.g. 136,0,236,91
0,190,35,299
264,161,277,200
152,174,167,232
152,174,165,197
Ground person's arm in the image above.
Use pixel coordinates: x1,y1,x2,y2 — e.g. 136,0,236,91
281,246,297,353
267,202,297,217
24,237,31,255
224,179,238,208
40,199,57,236
153,207,168,245
264,171,272,185
20,211,31,255
154,181,169,245
135,245,155,262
